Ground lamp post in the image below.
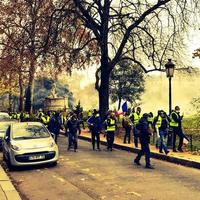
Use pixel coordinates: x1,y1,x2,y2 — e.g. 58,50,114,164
165,59,175,114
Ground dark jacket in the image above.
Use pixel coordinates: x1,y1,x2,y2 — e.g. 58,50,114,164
66,118,80,134
136,117,151,139
87,115,102,132
48,116,62,135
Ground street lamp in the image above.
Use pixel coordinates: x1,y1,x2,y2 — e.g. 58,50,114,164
165,59,175,114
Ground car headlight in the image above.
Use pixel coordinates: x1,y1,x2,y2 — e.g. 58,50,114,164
11,144,21,151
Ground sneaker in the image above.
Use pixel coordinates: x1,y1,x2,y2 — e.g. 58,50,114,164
134,160,141,166
173,149,177,152
159,150,163,153
145,165,154,169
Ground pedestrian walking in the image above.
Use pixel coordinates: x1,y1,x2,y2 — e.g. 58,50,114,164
122,112,132,144
65,114,80,152
134,113,154,169
170,106,184,152
47,112,62,143
130,107,142,148
104,111,117,151
156,111,170,155
87,109,102,150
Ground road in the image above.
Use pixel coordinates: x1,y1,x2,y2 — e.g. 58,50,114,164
1,135,200,200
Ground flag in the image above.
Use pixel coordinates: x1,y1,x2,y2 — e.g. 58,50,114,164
122,101,128,113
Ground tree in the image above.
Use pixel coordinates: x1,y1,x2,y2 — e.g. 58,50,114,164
110,60,145,110
0,0,76,113
59,0,198,118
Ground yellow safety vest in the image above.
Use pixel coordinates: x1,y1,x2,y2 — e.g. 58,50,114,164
106,118,116,131
61,115,67,124
16,113,20,120
46,116,50,124
155,115,162,129
147,116,153,123
41,116,47,124
133,112,142,125
170,112,179,127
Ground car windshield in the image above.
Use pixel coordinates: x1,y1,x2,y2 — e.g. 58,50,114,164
12,124,50,140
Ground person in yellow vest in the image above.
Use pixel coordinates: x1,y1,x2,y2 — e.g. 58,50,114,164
104,111,117,151
40,112,47,125
154,111,170,154
87,110,92,119
45,112,51,125
23,112,30,122
16,112,20,120
130,107,142,148
170,106,184,152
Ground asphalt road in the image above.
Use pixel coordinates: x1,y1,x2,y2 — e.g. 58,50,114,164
1,135,200,200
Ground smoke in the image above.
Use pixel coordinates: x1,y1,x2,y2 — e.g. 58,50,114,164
141,71,200,116
58,73,98,110
58,70,200,115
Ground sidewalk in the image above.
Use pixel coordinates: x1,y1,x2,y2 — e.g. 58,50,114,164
79,130,200,169
0,166,21,200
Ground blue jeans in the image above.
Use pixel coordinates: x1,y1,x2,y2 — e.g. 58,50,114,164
68,131,78,150
159,129,168,153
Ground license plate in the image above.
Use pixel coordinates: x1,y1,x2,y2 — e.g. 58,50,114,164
29,155,45,160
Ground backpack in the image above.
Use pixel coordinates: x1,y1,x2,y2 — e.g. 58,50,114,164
135,122,142,137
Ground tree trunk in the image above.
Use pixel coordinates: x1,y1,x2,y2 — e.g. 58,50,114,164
19,72,24,112
25,60,35,114
8,90,12,112
99,68,110,119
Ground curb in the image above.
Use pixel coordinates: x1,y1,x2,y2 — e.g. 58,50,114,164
0,166,21,200
79,135,200,169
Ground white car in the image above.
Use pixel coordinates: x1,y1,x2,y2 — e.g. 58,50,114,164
2,122,59,169
0,112,10,121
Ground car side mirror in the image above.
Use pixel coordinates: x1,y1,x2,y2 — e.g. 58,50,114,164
50,132,55,140
4,136,10,143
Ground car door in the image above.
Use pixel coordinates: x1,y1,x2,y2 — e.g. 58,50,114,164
3,125,11,159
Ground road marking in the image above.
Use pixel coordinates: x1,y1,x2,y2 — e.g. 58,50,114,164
82,168,90,172
52,175,66,183
127,191,142,197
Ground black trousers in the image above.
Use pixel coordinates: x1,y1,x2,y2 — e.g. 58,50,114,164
106,131,115,150
91,131,100,150
135,138,151,166
124,127,131,143
172,127,184,150
133,126,139,147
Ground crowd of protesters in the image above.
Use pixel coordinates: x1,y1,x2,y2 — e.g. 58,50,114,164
8,104,189,169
